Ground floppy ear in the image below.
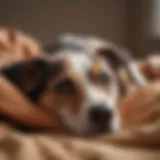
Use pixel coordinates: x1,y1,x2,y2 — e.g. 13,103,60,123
1,58,63,101
97,44,131,71
97,44,147,87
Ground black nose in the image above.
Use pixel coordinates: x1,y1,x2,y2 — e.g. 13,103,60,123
89,105,112,132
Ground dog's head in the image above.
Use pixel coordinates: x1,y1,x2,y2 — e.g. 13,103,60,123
40,34,145,136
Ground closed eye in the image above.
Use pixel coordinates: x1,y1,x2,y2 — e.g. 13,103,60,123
54,78,76,96
97,72,110,86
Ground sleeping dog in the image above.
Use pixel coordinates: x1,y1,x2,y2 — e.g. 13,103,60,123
1,34,146,136
42,34,146,135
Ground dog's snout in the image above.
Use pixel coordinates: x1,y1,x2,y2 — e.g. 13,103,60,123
89,105,112,132
89,106,112,123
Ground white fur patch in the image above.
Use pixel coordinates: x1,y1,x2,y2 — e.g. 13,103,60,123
55,51,120,136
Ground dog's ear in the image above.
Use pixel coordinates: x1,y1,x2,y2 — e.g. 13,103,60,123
96,45,131,71
1,58,63,100
97,44,146,87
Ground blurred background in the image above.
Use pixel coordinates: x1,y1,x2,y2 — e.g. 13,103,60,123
0,0,159,57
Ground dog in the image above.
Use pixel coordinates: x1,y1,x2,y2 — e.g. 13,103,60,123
1,51,120,136
0,33,146,136
11,33,144,136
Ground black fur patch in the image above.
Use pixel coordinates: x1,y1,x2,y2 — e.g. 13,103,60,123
1,58,63,102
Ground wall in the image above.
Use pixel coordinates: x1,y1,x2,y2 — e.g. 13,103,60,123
127,0,160,57
0,0,128,47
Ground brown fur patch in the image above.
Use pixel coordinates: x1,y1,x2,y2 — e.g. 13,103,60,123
89,57,115,98
39,55,113,117
39,69,85,116
89,57,103,82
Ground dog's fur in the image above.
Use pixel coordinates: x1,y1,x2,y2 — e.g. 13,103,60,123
41,34,146,135
45,34,146,87
1,46,120,136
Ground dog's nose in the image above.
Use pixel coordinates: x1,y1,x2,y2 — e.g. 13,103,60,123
89,105,112,132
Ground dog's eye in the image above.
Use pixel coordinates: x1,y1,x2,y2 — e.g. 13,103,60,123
54,79,76,96
97,73,110,85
